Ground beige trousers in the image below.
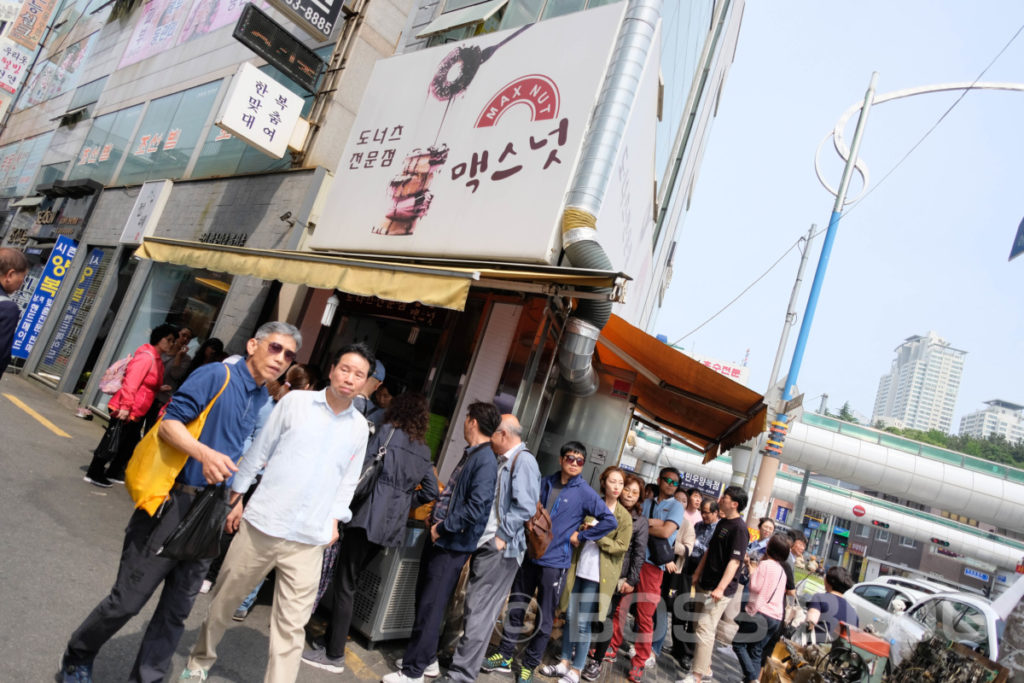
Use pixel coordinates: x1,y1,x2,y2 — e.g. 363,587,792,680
692,588,733,677
186,520,324,683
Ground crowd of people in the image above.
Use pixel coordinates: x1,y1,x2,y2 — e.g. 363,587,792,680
52,318,859,683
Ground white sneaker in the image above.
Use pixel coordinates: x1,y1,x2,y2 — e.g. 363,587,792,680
395,658,440,678
179,669,208,681
674,675,697,683
628,645,636,658
382,671,424,683
558,671,580,683
539,661,569,677
199,580,212,594
644,654,656,668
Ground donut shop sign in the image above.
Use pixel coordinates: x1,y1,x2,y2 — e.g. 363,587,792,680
311,2,632,263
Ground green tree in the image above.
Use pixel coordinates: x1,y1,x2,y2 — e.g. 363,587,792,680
837,401,859,424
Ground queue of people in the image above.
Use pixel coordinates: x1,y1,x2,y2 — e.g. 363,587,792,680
57,317,855,683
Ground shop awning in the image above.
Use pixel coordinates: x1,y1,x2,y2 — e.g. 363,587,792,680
10,195,44,207
135,237,627,312
596,314,767,461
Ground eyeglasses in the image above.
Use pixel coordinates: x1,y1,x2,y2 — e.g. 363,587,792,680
661,476,679,486
264,340,296,363
562,455,585,466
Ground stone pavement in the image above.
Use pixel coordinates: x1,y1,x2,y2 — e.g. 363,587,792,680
0,374,744,682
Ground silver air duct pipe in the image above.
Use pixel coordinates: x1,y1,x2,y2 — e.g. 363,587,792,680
558,0,662,396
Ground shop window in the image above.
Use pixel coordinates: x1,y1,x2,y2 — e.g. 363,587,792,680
91,261,232,411
14,31,99,113
0,132,57,198
67,105,144,185
117,80,222,185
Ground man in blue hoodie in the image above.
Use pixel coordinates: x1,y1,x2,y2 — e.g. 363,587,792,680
484,441,617,683
384,401,501,683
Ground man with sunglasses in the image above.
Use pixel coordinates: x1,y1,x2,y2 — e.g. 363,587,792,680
181,342,373,681
622,467,686,682
61,321,301,683
484,441,616,683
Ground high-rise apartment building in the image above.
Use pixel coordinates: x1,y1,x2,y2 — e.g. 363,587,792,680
872,331,966,433
960,400,1024,443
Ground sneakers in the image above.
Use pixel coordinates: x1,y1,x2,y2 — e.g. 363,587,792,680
179,669,208,681
482,653,513,674
645,654,657,668
558,671,579,683
302,648,345,673
581,660,602,682
382,672,424,683
59,656,93,683
627,664,644,683
675,675,698,683
106,474,125,484
83,474,112,488
396,657,440,678
538,662,569,677
199,579,213,594
518,666,534,683
601,647,617,663
628,645,636,658
232,607,249,621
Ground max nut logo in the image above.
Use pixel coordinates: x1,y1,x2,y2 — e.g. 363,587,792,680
475,75,560,128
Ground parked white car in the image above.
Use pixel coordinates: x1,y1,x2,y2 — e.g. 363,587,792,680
885,592,1005,666
872,575,956,596
844,580,929,633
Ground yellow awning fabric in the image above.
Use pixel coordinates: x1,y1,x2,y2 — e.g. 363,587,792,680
596,314,767,461
135,238,625,312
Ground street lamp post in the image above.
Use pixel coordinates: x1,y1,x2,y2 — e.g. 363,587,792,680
747,73,1024,525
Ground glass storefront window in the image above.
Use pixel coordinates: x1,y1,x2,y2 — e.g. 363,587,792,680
92,261,232,410
117,80,221,185
67,105,144,185
0,132,57,197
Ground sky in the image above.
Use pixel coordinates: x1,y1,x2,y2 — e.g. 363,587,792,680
654,1,1024,430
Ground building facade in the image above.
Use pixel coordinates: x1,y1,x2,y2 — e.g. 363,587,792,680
872,331,966,433
960,399,1024,443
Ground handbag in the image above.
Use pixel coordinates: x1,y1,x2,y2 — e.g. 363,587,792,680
525,501,553,559
95,419,124,463
156,485,234,560
125,367,231,516
352,427,396,505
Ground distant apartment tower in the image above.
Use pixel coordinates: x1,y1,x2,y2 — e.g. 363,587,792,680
872,331,966,432
960,400,1024,443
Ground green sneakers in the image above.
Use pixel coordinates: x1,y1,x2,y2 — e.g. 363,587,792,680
481,653,513,674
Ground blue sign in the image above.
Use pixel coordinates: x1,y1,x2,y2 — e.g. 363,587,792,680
775,506,790,523
807,520,821,529
11,236,77,359
964,567,989,582
42,248,103,365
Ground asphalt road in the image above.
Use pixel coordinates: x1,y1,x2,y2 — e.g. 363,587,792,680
0,374,743,682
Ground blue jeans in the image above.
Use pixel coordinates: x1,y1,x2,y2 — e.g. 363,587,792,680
560,578,600,670
732,611,781,682
239,579,264,612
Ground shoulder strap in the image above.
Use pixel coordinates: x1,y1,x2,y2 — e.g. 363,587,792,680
377,427,396,457
201,366,231,417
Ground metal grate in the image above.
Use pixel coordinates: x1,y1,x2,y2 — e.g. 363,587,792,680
381,559,421,632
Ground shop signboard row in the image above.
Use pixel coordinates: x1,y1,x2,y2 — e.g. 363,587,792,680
11,235,77,359
215,61,305,158
310,3,628,263
41,248,103,366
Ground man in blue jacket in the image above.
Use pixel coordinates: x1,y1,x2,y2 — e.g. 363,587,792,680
384,401,501,683
484,441,617,683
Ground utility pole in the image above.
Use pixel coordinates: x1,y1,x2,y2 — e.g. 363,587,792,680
742,224,816,498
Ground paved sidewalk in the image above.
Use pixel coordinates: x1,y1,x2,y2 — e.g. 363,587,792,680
0,374,744,682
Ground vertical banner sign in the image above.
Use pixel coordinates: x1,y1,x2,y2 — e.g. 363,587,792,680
215,62,305,158
11,236,78,358
9,0,60,50
120,179,174,244
0,38,33,94
42,248,103,365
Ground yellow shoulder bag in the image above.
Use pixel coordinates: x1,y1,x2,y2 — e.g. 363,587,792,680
125,368,231,515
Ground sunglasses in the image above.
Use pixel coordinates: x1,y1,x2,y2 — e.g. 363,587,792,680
661,476,679,486
563,455,585,466
264,340,296,363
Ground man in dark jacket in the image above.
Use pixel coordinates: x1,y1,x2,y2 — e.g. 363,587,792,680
384,401,501,683
484,441,617,682
0,247,29,377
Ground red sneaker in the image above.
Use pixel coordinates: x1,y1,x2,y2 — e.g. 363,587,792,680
627,664,644,683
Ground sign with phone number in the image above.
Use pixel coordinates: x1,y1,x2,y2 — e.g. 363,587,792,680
267,0,344,40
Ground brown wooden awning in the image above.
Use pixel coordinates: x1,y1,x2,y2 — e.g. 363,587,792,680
596,315,767,462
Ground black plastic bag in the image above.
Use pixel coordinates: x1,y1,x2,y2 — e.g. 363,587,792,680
95,419,124,463
157,485,233,561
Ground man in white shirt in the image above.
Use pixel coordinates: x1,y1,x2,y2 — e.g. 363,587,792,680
180,343,373,682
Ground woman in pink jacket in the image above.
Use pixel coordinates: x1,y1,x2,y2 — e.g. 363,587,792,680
84,323,178,487
731,533,792,683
